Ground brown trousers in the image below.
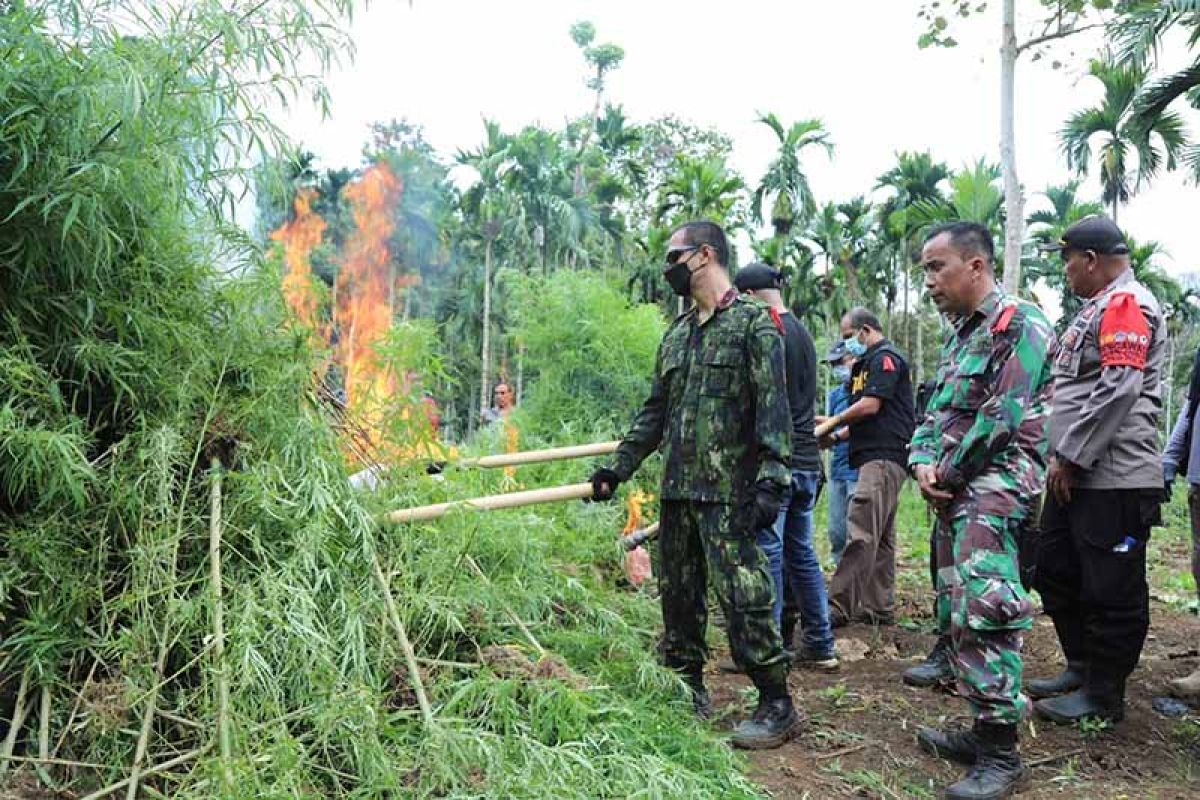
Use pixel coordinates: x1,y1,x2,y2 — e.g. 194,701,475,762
829,460,906,622
1188,487,1200,605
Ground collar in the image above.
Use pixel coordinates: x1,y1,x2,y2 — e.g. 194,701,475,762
863,337,891,358
1085,267,1135,305
953,288,1004,337
716,287,738,310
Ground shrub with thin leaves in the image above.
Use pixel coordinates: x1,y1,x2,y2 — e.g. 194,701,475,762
0,3,763,798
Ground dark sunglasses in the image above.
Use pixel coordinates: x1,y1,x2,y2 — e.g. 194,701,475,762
664,244,703,266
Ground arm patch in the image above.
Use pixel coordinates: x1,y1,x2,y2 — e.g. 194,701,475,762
1099,292,1150,370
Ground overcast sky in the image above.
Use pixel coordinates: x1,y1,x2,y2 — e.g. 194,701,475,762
281,0,1200,276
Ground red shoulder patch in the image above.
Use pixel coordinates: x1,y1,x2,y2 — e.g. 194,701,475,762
991,304,1017,334
882,354,896,372
1099,292,1150,370
768,307,785,335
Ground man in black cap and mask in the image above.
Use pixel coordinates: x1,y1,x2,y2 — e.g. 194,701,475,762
735,262,837,670
588,221,800,749
1031,215,1166,726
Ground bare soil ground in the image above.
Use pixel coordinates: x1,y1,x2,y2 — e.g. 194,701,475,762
710,583,1200,799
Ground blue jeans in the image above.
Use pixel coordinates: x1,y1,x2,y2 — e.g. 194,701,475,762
756,470,834,656
827,478,858,565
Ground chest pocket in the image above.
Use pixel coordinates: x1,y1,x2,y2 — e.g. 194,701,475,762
661,347,688,401
699,346,742,398
1052,321,1089,378
949,340,994,410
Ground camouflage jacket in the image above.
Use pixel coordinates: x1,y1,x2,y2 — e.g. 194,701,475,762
909,289,1055,518
612,290,791,503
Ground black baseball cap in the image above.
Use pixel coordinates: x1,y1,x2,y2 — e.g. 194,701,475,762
1043,215,1129,255
734,262,784,292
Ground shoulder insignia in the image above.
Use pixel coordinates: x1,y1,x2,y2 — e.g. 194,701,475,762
768,307,785,335
882,354,896,372
991,304,1018,334
1099,291,1150,370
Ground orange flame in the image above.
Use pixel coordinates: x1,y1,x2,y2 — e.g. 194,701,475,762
623,490,653,535
270,188,327,330
336,162,403,451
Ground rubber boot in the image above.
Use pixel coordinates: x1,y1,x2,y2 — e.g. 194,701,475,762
917,724,980,765
730,690,802,750
1169,666,1200,701
944,723,1027,800
1034,675,1125,725
1026,660,1085,699
903,636,953,688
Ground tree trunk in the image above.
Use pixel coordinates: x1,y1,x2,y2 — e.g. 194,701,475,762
1000,0,1025,296
1112,197,1119,226
479,237,493,419
903,253,911,356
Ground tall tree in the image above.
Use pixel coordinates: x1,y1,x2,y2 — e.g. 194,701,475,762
1117,2,1200,182
917,0,1118,293
1060,58,1188,223
655,154,746,230
751,114,833,237
568,21,625,197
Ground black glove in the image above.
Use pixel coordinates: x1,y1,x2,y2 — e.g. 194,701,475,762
1164,477,1174,505
589,467,621,502
747,480,784,533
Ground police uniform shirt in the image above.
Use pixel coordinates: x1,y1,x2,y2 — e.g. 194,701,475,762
847,339,916,469
1049,268,1165,489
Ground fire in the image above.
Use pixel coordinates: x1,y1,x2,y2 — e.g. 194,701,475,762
622,490,653,535
270,188,327,331
336,162,403,451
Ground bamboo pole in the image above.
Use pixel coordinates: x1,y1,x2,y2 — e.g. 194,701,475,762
621,521,660,551
80,744,211,800
387,482,595,524
38,685,50,762
457,441,618,469
208,459,233,788
370,555,434,726
0,669,31,775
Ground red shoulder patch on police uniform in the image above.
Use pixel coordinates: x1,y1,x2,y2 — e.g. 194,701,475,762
768,307,785,335
1099,292,1150,370
991,304,1017,334
881,354,896,372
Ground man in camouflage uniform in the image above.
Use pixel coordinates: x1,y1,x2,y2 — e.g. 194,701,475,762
589,220,800,750
1030,216,1165,726
909,223,1053,800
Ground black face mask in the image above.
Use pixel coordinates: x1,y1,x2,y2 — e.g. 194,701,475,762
664,260,694,296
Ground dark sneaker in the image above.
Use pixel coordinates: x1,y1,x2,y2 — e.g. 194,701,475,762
730,696,802,750
793,646,839,672
903,636,954,688
1026,662,1085,699
1034,688,1125,725
917,725,980,765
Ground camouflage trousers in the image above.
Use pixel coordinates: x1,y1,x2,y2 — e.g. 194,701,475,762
658,500,788,688
934,509,1035,725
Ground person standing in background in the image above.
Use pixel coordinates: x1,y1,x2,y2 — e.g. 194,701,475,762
823,341,858,566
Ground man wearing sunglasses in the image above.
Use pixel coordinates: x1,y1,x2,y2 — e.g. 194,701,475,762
588,220,799,749
1031,215,1166,727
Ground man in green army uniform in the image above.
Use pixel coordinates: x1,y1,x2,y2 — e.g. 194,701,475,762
589,220,800,750
908,222,1054,800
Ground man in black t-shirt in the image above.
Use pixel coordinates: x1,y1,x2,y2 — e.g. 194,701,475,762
736,264,837,668
819,307,915,626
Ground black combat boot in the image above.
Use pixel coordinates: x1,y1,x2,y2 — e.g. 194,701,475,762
943,723,1027,800
903,636,954,688
1026,660,1085,699
917,724,980,765
730,688,802,750
682,666,714,720
1034,675,1125,725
